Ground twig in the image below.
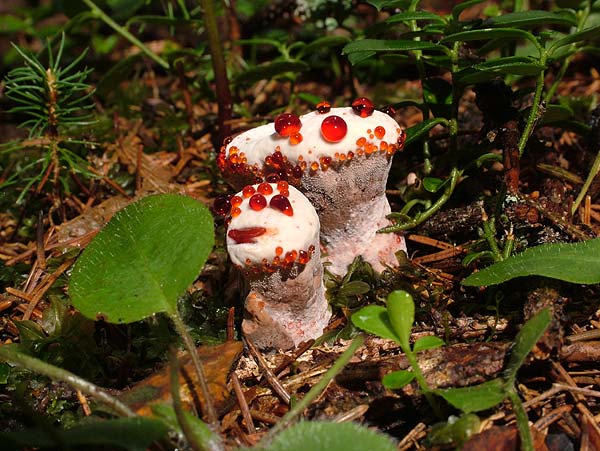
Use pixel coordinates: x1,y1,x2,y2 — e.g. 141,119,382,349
232,372,255,435
244,337,291,404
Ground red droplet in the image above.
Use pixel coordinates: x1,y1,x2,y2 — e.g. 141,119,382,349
275,246,283,256
316,101,331,114
242,185,256,198
298,249,309,264
277,180,289,193
249,194,267,211
228,227,267,244
321,115,347,143
266,173,280,182
374,126,385,139
274,113,301,137
289,132,303,145
257,182,273,195
213,194,231,216
230,195,243,207
352,97,375,117
284,250,298,264
292,165,303,179
320,156,332,170
270,194,293,216
381,105,396,117
231,207,241,217
397,129,406,149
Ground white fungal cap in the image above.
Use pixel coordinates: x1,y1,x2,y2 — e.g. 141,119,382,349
219,105,403,181
226,182,319,268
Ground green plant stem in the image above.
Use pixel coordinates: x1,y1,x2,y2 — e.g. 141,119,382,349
404,350,443,418
82,0,169,69
0,346,136,418
263,334,366,442
482,215,503,262
518,54,547,157
507,389,534,451
199,0,233,144
572,148,600,215
381,167,461,232
169,312,218,426
169,348,211,451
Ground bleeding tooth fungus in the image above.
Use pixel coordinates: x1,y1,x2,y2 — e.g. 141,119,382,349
223,183,329,350
219,99,407,276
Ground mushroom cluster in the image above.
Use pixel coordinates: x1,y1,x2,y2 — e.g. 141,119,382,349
218,98,406,275
216,182,330,350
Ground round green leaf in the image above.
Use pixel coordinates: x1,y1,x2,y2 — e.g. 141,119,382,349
382,370,415,389
69,194,214,323
413,335,445,353
261,421,397,451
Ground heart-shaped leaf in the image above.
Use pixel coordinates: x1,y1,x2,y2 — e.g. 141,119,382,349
69,194,214,323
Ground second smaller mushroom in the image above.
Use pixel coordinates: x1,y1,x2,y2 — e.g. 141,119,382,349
222,182,330,350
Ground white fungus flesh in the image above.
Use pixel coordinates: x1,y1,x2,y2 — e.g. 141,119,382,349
219,101,407,275
225,182,330,350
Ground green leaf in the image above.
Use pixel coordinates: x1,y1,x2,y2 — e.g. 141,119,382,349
0,418,169,451
442,28,538,44
405,118,449,146
540,104,573,124
484,10,577,28
422,177,445,193
382,370,415,389
69,194,214,323
504,308,552,383
427,413,481,446
462,238,600,286
385,11,446,24
413,335,445,352
366,0,410,11
351,305,402,342
438,379,506,413
549,24,600,52
298,36,350,57
386,290,414,349
257,421,397,451
151,404,221,451
234,60,309,85
338,280,371,297
343,39,445,55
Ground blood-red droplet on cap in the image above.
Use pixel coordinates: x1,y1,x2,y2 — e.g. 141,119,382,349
270,194,293,216
257,183,273,195
316,101,331,114
213,194,231,216
351,97,375,118
249,194,267,211
242,185,256,198
320,115,347,143
274,113,301,137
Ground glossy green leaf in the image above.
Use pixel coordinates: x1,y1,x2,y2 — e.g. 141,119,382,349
234,60,309,85
484,10,577,28
338,280,371,297
382,370,415,389
504,308,551,383
442,28,538,46
423,177,445,193
351,305,402,343
413,335,445,352
0,418,169,451
386,290,414,349
343,39,445,55
549,24,600,52
258,421,397,451
299,36,350,57
438,379,506,413
405,118,449,146
462,238,600,286
69,194,214,323
386,11,446,24
367,0,410,11
347,51,376,65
